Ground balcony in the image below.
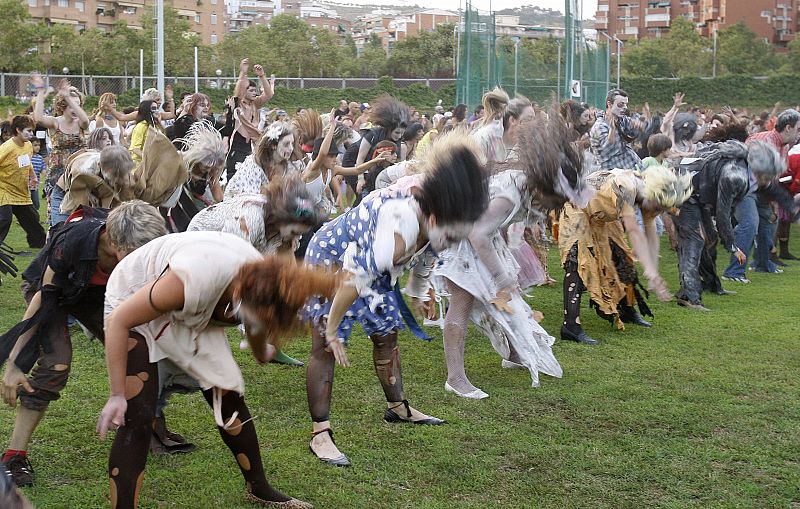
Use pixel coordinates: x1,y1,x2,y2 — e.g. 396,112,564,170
777,31,795,42
595,17,608,29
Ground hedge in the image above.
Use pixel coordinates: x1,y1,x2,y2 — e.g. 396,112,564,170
4,75,800,115
620,74,800,111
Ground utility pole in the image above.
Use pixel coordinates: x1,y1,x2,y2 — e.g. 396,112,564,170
156,0,165,95
712,28,717,78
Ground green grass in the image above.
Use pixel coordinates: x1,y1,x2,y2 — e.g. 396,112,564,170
1,217,799,509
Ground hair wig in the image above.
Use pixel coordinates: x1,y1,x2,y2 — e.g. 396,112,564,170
232,257,337,359
642,165,693,208
183,93,210,119
516,102,591,210
747,140,785,181
178,120,227,174
702,122,749,143
481,87,510,124
87,127,114,149
673,113,698,142
262,174,327,235
106,200,167,256
413,131,489,224
370,94,410,131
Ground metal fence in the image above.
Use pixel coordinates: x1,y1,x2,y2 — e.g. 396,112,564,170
0,73,456,99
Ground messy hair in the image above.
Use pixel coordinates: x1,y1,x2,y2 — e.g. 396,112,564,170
479,87,532,130
413,131,488,224
262,174,327,237
747,140,784,181
642,165,693,208
87,128,115,149
370,94,410,131
254,122,295,179
178,120,226,173
53,87,84,116
106,200,167,256
232,257,338,356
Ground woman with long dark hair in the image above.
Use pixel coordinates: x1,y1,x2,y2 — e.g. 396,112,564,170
303,131,489,467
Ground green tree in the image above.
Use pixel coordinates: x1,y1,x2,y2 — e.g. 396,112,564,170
622,38,672,77
0,0,42,72
388,24,455,77
358,34,388,77
141,7,205,75
717,22,776,75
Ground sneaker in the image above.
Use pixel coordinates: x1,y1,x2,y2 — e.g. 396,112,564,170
721,276,750,284
5,454,34,487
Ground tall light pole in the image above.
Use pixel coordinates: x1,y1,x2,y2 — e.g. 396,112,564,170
599,31,612,94
613,36,623,89
156,0,165,95
712,28,718,78
514,37,520,95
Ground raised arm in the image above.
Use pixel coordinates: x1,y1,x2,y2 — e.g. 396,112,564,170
660,92,686,141
31,75,58,130
303,109,337,182
54,79,90,130
235,59,250,101
97,270,185,439
252,64,274,108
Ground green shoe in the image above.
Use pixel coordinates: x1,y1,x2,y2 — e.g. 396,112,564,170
270,349,304,367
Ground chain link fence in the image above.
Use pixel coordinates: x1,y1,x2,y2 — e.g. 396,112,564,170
0,73,455,100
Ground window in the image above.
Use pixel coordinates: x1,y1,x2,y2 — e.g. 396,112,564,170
211,0,216,4
28,0,37,6
75,0,83,11
210,34,218,44
58,0,67,6
195,14,201,22
44,0,49,5
211,13,217,24
123,6,136,13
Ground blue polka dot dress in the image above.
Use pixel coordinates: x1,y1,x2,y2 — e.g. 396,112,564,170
304,187,431,342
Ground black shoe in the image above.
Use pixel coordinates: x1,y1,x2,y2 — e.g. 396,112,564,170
619,308,652,327
384,400,446,425
5,454,34,487
560,325,599,345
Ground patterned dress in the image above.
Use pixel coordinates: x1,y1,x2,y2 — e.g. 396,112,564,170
304,181,434,342
45,127,85,196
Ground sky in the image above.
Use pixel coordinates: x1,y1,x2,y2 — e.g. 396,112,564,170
326,0,599,20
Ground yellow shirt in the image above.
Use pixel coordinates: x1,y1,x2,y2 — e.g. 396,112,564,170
129,121,150,164
0,138,34,206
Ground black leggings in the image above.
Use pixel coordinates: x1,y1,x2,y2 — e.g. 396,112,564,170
108,332,289,508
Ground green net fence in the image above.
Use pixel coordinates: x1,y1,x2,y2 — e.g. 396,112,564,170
456,2,609,110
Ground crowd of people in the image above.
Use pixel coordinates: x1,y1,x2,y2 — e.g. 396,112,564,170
0,58,799,508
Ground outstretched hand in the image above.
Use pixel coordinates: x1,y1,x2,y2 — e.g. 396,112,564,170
673,92,686,108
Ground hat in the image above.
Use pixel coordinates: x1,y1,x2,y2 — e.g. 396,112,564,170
435,105,444,113
360,102,370,111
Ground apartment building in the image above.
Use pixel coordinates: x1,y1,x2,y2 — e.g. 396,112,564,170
226,0,274,33
595,0,800,51
27,0,224,44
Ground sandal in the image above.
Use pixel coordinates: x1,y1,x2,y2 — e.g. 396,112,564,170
384,400,446,425
309,428,351,467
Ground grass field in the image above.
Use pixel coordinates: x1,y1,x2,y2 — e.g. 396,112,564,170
1,217,799,509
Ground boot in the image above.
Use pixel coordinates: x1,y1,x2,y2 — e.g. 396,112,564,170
779,240,798,260
618,306,652,328
770,250,788,267
560,325,599,345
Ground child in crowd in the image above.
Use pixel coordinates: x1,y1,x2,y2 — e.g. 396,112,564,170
29,138,46,210
641,133,673,170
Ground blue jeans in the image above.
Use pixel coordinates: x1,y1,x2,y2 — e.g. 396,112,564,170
722,194,757,279
49,185,70,226
752,198,778,271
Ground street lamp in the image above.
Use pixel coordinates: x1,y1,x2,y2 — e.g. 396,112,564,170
62,67,70,75
216,69,222,89
612,36,623,89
